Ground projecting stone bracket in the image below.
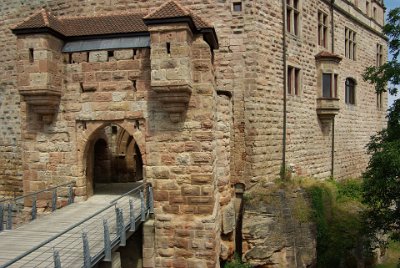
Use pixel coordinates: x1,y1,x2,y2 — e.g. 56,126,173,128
316,97,340,122
20,87,60,124
152,81,192,123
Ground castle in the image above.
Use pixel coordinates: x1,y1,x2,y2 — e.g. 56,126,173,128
0,0,387,266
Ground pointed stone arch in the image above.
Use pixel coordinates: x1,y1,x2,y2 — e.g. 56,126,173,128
76,120,146,198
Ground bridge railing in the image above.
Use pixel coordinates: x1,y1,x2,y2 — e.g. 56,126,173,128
0,181,75,232
1,183,154,268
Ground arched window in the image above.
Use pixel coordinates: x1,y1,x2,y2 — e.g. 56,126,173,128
345,78,356,105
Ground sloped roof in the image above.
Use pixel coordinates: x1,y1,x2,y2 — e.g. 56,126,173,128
61,12,148,37
13,9,67,35
11,1,218,48
144,0,211,30
144,0,191,20
315,51,342,62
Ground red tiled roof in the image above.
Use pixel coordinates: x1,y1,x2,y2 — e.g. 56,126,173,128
144,0,190,20
11,1,218,48
144,0,212,30
13,9,67,34
61,12,148,37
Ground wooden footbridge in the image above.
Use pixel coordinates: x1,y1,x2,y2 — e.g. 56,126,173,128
0,182,153,267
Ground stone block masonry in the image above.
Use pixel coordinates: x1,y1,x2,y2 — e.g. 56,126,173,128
0,0,388,267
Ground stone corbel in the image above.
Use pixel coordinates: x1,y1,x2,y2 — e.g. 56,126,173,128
152,81,192,123
20,88,60,123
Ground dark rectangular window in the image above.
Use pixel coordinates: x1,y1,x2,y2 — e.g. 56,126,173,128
322,74,332,98
233,2,242,12
29,48,34,63
318,11,328,48
288,66,293,95
345,78,356,105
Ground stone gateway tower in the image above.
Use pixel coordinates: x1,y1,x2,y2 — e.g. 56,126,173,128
0,0,387,267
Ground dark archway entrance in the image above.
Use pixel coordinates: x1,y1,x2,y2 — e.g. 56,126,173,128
88,124,143,195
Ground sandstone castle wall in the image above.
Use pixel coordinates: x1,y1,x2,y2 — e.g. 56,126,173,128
0,0,387,266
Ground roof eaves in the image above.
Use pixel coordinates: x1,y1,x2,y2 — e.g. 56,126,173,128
11,27,66,39
143,16,197,33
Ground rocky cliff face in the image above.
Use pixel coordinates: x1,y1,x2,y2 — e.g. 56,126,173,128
242,183,316,268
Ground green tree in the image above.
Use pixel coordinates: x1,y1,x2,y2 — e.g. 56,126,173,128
362,7,400,241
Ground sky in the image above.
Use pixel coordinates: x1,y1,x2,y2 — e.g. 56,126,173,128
385,0,398,107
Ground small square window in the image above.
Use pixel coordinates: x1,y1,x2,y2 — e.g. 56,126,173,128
233,2,242,12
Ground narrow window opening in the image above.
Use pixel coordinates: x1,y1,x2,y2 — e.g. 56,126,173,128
287,66,293,95
132,79,137,91
376,44,383,66
294,68,300,95
334,74,338,97
318,11,328,48
112,125,118,134
166,42,171,55
286,0,300,36
107,50,114,61
68,53,72,64
233,2,242,12
287,66,301,96
86,52,90,62
29,48,34,63
133,49,137,59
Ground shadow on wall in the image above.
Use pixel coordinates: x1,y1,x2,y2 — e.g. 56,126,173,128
92,124,143,186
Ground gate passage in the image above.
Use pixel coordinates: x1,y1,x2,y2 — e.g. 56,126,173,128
0,182,153,268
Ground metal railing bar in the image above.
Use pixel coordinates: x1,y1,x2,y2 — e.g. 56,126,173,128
2,185,146,268
0,203,116,268
0,182,75,204
109,183,144,204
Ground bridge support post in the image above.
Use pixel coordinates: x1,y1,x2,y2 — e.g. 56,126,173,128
68,185,74,205
31,195,37,220
103,219,112,262
52,190,57,212
53,249,61,268
148,186,154,215
82,232,91,268
140,191,145,222
116,208,126,247
6,203,12,230
129,198,136,232
0,204,3,232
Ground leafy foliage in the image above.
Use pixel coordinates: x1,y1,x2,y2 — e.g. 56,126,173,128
362,7,400,243
306,180,369,268
363,7,400,95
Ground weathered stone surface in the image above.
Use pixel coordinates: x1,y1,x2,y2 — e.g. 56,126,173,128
242,184,316,267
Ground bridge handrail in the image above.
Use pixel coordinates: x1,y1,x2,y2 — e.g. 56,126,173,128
0,181,75,204
109,183,145,204
0,182,147,268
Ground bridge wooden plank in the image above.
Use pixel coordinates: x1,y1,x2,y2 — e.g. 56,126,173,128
0,182,145,267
